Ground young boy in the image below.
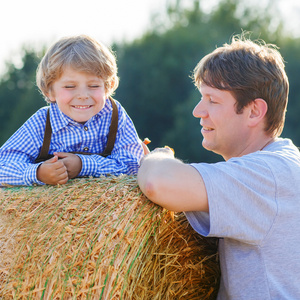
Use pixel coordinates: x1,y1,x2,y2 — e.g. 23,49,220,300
0,35,144,186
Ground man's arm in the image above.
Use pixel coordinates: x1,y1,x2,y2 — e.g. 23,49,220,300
137,148,209,212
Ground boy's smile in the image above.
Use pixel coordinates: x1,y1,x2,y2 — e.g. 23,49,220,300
48,66,107,123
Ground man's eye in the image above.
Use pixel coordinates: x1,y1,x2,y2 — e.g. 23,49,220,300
209,98,217,104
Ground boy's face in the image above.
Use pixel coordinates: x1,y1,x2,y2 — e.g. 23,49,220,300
48,66,107,123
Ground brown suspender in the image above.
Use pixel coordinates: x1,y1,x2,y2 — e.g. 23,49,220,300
35,97,118,163
101,97,118,157
37,108,52,162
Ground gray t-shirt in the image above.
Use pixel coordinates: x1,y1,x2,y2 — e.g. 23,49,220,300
185,138,300,299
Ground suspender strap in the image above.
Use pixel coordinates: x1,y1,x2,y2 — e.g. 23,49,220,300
35,108,52,163
101,97,119,157
35,97,119,163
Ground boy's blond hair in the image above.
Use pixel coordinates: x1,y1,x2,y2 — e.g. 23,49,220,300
36,35,119,102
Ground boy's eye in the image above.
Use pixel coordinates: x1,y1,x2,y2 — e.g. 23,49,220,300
64,85,75,89
89,85,100,88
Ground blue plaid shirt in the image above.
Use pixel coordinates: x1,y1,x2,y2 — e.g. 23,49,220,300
0,99,144,186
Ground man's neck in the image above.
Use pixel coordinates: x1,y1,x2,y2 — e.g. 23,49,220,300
222,135,275,161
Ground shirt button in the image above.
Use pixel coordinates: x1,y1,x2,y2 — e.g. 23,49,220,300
84,126,88,131
83,147,89,151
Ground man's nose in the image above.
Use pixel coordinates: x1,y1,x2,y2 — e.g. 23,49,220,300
192,100,208,118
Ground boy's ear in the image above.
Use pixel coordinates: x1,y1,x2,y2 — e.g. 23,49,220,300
248,98,268,127
46,91,56,103
105,79,115,97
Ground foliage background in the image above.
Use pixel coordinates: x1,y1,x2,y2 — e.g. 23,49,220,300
0,0,299,163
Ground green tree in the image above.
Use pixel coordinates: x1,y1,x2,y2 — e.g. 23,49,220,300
0,48,42,144
115,0,287,162
279,37,300,144
1,0,300,163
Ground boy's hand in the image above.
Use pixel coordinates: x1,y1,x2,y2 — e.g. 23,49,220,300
54,152,82,179
37,155,68,185
141,139,150,155
141,137,151,155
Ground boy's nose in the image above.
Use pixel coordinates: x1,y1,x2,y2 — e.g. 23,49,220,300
78,89,89,100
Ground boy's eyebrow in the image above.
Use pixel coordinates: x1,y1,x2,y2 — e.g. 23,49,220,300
60,78,102,83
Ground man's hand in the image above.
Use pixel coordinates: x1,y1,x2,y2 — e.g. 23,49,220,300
37,155,68,185
140,146,175,166
54,152,82,179
137,146,209,212
151,146,175,156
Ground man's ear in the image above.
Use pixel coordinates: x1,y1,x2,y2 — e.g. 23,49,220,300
248,98,268,127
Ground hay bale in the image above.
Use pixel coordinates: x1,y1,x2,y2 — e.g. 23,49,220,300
0,176,220,299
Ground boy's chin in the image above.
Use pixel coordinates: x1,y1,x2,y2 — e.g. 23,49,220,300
71,116,91,124
71,113,97,124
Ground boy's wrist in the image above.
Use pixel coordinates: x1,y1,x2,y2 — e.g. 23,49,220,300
77,154,98,177
26,163,45,186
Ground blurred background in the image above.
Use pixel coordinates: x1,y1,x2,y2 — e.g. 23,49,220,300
1,0,300,163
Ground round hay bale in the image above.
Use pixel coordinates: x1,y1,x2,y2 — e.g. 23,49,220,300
0,176,220,299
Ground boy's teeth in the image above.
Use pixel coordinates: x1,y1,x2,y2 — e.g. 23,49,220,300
74,105,90,108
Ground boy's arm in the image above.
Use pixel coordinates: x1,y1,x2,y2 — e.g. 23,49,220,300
77,139,143,176
0,158,43,186
137,148,209,212
0,108,54,186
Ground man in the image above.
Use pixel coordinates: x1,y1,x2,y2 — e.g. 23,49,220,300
138,36,300,299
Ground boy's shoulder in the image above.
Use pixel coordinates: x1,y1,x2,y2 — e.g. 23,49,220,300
109,97,126,110
109,98,128,117
32,106,49,118
99,98,125,120
22,106,49,130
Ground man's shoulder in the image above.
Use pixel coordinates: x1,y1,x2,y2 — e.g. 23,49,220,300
251,138,300,164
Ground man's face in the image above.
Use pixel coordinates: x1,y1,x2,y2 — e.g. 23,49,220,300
193,84,251,160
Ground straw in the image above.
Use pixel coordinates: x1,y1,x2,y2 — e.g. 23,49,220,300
0,175,220,299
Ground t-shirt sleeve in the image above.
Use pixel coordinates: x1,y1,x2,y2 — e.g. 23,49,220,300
185,156,278,245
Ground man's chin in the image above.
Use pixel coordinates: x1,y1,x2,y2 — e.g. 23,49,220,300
202,140,213,151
